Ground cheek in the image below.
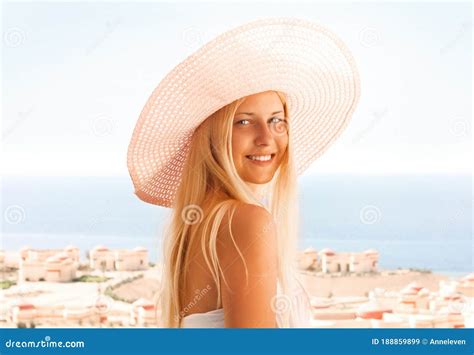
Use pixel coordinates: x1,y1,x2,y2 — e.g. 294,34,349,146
231,133,244,163
274,136,289,165
231,131,248,157
276,135,289,152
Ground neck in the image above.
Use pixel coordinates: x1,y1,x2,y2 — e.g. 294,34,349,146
246,182,268,205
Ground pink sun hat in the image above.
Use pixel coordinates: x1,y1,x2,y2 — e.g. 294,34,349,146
127,17,361,207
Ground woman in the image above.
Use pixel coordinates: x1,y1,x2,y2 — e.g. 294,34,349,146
127,18,361,328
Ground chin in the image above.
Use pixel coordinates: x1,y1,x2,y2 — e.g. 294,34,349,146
244,174,274,184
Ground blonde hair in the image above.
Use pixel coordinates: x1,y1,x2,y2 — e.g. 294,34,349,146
157,91,299,327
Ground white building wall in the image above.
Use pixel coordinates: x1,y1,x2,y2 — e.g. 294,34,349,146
115,251,148,271
19,260,46,282
321,252,379,274
90,251,115,271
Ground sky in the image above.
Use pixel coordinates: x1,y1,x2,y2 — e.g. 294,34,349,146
1,0,472,176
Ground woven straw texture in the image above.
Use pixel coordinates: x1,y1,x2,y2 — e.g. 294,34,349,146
127,17,361,207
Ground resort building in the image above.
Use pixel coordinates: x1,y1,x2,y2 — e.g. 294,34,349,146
89,245,149,272
19,245,80,266
297,247,379,273
18,247,79,282
130,298,157,326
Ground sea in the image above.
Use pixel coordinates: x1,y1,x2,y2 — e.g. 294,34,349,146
1,174,472,277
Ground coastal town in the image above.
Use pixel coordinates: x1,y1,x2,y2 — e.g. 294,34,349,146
0,246,472,328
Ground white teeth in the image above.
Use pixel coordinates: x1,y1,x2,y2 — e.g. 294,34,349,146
247,155,272,161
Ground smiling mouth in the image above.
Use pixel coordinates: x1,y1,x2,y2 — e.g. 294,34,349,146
245,153,276,162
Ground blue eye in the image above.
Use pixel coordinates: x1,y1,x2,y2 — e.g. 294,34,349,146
235,117,287,126
236,119,250,125
270,117,287,125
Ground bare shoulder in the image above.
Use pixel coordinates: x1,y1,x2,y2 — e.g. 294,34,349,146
216,202,278,327
217,201,277,258
234,202,276,233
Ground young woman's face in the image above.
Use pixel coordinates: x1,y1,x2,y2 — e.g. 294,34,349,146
231,91,289,184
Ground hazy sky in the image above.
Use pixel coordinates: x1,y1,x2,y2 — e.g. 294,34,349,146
2,0,472,176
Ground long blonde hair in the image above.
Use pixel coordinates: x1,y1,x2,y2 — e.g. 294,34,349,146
157,91,299,327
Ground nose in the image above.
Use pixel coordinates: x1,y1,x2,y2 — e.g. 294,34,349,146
254,122,274,146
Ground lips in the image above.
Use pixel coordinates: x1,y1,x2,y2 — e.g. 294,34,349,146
245,153,275,164
245,153,275,160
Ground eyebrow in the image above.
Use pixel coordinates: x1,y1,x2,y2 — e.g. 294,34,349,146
235,111,283,116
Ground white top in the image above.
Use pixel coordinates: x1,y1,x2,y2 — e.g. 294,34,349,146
181,275,312,328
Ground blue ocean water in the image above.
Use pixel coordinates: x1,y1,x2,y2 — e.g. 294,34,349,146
1,174,472,274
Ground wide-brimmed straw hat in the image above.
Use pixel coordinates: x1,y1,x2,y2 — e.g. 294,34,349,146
127,17,361,207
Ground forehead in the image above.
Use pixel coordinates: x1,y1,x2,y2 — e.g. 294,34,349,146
236,91,284,115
